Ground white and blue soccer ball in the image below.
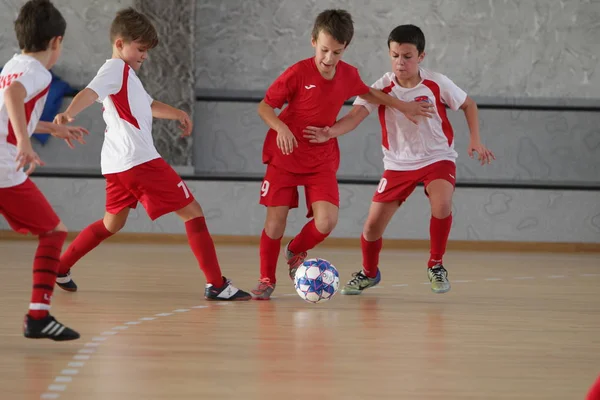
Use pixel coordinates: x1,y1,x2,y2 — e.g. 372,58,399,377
294,258,340,303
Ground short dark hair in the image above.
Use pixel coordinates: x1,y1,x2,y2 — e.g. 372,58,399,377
14,0,66,52
311,9,354,47
387,24,426,54
110,7,159,49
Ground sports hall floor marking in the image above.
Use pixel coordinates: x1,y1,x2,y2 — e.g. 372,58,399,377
39,272,599,399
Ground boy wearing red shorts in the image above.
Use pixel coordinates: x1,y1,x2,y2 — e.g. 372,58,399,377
54,8,251,301
304,25,494,295
252,11,433,299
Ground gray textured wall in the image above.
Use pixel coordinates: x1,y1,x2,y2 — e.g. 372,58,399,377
0,0,133,88
1,0,599,243
193,102,600,185
195,0,600,98
1,177,599,243
134,0,195,166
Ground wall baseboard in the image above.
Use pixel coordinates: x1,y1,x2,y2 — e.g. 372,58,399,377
1,230,599,253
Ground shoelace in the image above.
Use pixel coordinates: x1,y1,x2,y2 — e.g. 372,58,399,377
257,278,273,290
287,252,307,268
348,271,368,286
431,267,447,282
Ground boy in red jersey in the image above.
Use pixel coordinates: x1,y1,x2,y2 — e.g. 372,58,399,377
0,0,87,341
251,10,434,300
53,8,251,301
304,25,495,295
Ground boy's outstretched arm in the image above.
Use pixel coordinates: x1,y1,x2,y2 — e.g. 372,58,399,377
359,87,433,123
35,121,89,149
54,88,99,124
4,81,43,174
460,96,494,165
303,105,369,143
258,99,297,155
150,101,192,137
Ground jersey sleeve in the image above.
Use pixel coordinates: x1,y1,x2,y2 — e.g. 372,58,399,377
14,66,51,99
438,74,467,111
352,74,390,114
87,60,126,103
263,65,298,109
347,67,371,99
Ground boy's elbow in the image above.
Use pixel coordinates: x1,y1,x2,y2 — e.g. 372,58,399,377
460,95,477,110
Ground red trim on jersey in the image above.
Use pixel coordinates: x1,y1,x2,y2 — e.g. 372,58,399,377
377,81,396,150
422,79,454,146
7,84,50,146
110,64,140,130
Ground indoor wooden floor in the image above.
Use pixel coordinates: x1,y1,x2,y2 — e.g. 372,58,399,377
1,239,599,400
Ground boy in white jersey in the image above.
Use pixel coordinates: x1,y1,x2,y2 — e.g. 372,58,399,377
303,24,494,294
53,8,251,301
0,0,87,341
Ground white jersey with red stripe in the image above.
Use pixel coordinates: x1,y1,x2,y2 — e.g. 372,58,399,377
87,58,160,175
0,54,51,188
354,68,467,171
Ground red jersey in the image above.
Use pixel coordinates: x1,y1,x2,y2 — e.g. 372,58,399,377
262,57,370,174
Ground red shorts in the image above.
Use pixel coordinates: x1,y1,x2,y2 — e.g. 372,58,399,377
104,158,195,220
0,178,60,235
259,164,339,218
373,160,456,203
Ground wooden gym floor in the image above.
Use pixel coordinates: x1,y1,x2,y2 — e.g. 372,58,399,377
0,238,599,400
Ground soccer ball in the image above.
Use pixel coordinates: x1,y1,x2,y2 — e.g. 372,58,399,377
294,258,340,303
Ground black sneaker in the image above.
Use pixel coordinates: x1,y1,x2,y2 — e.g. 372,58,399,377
23,314,80,341
204,277,251,301
56,271,78,292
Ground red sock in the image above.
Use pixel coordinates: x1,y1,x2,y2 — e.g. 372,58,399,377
29,231,67,319
185,217,224,287
59,220,113,274
361,234,382,278
260,230,281,283
428,214,452,268
288,219,329,254
587,375,600,400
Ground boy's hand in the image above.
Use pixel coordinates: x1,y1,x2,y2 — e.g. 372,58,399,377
303,126,332,143
276,125,298,155
53,112,74,125
468,141,495,165
51,124,89,149
401,101,434,124
177,110,193,137
16,142,44,175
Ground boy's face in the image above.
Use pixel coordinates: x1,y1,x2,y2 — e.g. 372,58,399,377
389,42,424,81
115,38,149,72
47,36,63,69
311,30,346,78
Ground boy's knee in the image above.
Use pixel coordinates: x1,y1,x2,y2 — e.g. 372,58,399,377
314,214,337,234
363,221,383,241
430,200,452,219
264,219,286,239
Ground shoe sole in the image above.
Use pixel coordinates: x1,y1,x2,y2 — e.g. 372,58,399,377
431,285,451,294
57,284,77,293
204,296,252,302
24,333,80,341
251,296,272,301
340,289,362,295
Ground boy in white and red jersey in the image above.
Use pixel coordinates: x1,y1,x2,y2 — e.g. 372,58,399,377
53,8,251,301
0,0,87,341
251,10,435,300
304,24,494,295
